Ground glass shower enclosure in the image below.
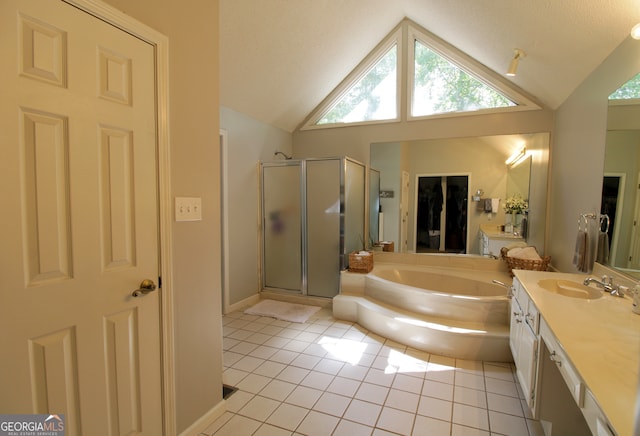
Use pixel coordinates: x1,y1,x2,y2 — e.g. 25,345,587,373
261,157,366,298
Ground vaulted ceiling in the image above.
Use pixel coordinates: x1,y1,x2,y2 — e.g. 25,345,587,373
220,0,640,133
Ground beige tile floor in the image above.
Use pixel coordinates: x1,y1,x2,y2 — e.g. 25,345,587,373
202,307,545,436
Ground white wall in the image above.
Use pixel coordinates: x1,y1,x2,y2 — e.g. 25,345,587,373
293,109,553,160
549,37,640,272
220,107,293,308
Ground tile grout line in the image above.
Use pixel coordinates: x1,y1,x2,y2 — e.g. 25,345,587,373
216,312,538,436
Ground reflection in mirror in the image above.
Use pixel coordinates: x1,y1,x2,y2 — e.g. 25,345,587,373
603,102,640,278
507,155,531,201
601,75,640,279
415,175,468,253
371,133,548,255
369,168,380,245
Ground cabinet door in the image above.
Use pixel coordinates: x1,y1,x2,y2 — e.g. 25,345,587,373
509,298,523,357
515,324,538,410
481,233,489,255
510,279,539,413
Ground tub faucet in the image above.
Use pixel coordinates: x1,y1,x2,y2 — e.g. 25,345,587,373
492,279,513,297
583,275,624,297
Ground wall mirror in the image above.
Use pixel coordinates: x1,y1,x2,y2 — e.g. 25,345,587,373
602,99,640,279
370,133,549,255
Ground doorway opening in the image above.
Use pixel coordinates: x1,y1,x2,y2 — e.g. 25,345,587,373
601,176,620,253
415,175,468,253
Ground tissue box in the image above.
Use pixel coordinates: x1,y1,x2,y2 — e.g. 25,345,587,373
348,251,373,273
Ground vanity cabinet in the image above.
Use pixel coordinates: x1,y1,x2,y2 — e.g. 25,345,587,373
509,278,539,411
539,319,615,436
511,274,618,435
479,224,523,257
539,319,584,408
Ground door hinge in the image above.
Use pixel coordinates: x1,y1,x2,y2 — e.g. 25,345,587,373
158,276,162,288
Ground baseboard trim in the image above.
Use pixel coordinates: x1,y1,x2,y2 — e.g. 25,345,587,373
224,291,333,315
260,290,333,309
178,399,226,436
225,293,260,314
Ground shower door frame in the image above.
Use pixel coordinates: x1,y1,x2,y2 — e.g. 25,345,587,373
260,160,306,294
260,157,365,297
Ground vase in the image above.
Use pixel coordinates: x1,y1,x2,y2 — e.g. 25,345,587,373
513,213,523,235
504,212,513,233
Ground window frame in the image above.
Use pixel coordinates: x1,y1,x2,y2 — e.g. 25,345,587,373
407,24,539,121
299,19,541,131
300,27,402,131
608,98,640,106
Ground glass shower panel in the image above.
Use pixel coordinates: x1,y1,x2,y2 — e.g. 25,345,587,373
262,164,302,292
345,159,366,268
306,159,341,298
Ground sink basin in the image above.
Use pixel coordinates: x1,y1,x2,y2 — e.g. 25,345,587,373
537,279,603,300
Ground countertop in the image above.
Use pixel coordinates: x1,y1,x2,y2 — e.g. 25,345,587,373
514,269,640,436
479,223,524,240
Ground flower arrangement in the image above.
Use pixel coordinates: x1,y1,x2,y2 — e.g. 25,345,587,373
503,194,528,214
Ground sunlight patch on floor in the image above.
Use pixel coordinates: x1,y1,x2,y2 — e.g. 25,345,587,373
318,336,368,365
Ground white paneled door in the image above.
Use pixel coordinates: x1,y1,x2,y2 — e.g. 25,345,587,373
0,1,163,435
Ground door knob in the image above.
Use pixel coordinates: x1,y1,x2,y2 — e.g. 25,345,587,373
132,279,157,297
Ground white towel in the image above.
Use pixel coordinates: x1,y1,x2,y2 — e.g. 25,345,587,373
491,198,500,213
507,246,542,261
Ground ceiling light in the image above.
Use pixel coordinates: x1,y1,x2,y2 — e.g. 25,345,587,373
506,49,526,76
631,23,640,39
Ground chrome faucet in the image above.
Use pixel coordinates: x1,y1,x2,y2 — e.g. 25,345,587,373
583,275,624,297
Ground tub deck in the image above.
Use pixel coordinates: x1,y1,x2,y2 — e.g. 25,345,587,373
334,253,514,362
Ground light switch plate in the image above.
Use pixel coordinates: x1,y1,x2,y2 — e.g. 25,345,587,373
175,197,202,221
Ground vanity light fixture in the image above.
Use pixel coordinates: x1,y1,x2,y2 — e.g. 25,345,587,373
472,189,484,202
506,49,526,76
505,147,527,166
631,23,640,39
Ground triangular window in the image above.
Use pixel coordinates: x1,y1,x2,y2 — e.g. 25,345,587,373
300,19,539,130
411,40,516,117
318,44,397,125
609,73,640,101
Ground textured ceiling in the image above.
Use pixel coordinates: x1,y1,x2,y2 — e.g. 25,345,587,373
220,0,640,132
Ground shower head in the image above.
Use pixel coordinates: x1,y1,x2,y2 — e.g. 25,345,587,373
274,151,292,160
